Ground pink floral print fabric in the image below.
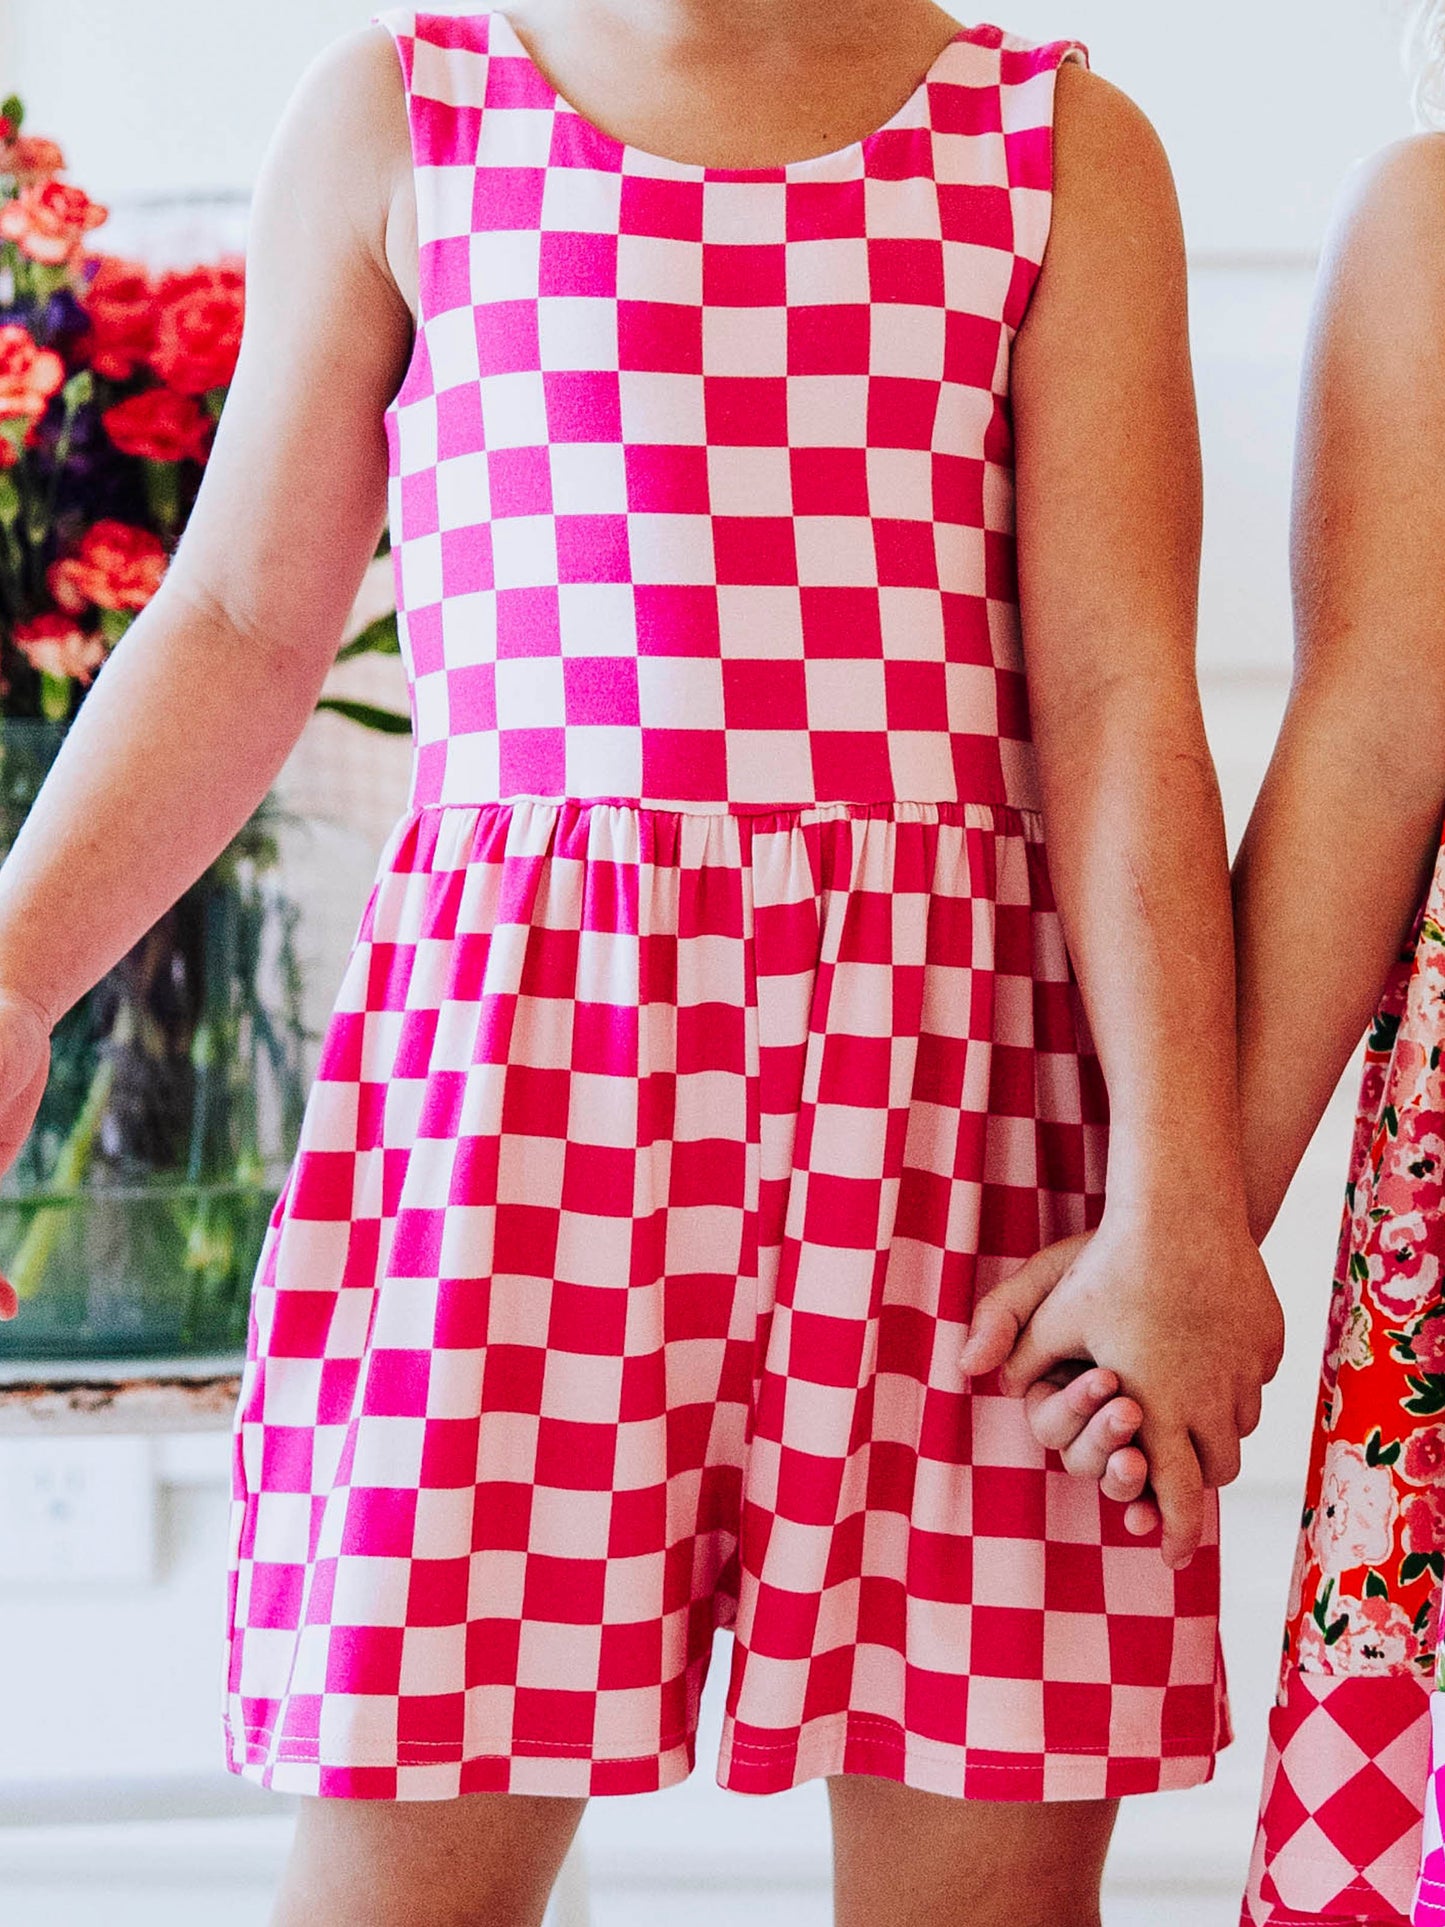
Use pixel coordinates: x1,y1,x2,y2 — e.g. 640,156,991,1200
1245,833,1445,1925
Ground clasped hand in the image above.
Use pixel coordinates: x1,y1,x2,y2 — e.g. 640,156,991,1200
958,1210,1284,1569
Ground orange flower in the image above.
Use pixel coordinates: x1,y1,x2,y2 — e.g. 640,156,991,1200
0,134,66,181
0,178,107,267
12,612,107,684
102,386,213,464
48,521,167,616
0,323,64,421
150,260,244,395
80,255,158,380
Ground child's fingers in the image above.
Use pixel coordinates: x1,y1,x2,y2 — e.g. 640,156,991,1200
994,1288,1088,1400
1125,1495,1163,1537
1100,1443,1149,1505
959,1234,1086,1380
1237,1382,1264,1440
1056,1398,1144,1483
1024,1368,1121,1452
1140,1424,1206,1570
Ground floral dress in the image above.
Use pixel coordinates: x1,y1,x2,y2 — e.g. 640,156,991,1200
1245,832,1445,1926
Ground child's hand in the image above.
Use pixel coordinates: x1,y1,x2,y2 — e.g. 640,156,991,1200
960,1216,1282,1569
0,987,52,1320
1024,1365,1162,1538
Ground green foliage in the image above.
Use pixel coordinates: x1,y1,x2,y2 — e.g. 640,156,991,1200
315,695,411,734
335,610,401,662
1404,1373,1445,1417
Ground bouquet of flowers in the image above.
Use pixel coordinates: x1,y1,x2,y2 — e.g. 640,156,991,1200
0,98,404,1355
0,91,403,722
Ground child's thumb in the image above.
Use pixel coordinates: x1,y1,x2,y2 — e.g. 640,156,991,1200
959,1236,1084,1380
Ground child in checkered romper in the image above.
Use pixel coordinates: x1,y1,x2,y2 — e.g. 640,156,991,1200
0,3,1284,1921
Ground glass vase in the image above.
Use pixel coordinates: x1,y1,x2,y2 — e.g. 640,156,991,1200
0,718,312,1360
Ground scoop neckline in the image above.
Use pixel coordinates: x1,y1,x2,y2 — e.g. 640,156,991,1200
487,9,970,178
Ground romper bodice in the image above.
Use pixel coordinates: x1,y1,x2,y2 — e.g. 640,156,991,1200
379,9,1084,811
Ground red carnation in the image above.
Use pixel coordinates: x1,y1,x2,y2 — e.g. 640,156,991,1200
0,133,66,181
0,177,106,266
80,255,158,381
0,323,64,427
102,387,213,464
12,612,107,684
150,260,244,395
48,520,167,616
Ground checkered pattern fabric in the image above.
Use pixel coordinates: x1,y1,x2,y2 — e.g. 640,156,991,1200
1414,1695,1445,1925
382,8,1081,813
1241,1672,1431,1925
224,802,1226,1797
220,9,1230,1802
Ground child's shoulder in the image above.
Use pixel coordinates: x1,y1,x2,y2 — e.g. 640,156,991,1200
1336,132,1445,246
285,21,413,174
1308,134,1445,376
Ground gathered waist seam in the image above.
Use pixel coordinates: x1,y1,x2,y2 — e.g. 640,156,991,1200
399,795,1047,827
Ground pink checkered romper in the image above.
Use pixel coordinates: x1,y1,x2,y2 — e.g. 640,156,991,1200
222,7,1230,1803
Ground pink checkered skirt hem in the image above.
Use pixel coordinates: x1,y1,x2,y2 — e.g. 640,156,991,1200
222,795,1228,1800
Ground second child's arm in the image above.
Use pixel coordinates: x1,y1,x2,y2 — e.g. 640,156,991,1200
0,27,414,1039
1234,139,1445,1241
959,66,1283,1568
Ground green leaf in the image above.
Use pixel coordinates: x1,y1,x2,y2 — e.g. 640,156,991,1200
1365,1569,1390,1599
61,369,94,410
0,96,23,134
1365,1430,1401,1466
38,671,73,722
1404,1374,1445,1417
1384,1104,1401,1138
1369,1010,1403,1053
0,470,20,527
1312,1577,1336,1632
1324,1614,1351,1645
313,696,412,735
1403,1552,1440,1585
99,607,134,646
203,385,228,423
334,611,401,661
143,459,183,535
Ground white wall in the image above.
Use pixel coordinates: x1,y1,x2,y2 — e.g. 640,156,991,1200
9,0,1419,250
0,4,1426,1920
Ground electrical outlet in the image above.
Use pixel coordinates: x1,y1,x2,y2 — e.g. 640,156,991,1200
0,1437,156,1584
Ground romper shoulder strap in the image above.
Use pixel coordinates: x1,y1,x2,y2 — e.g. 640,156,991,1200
928,26,1088,327
372,9,493,169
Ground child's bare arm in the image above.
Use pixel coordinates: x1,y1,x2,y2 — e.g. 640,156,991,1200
1233,138,1445,1240
961,67,1283,1570
1000,138,1445,1547
0,26,414,1031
